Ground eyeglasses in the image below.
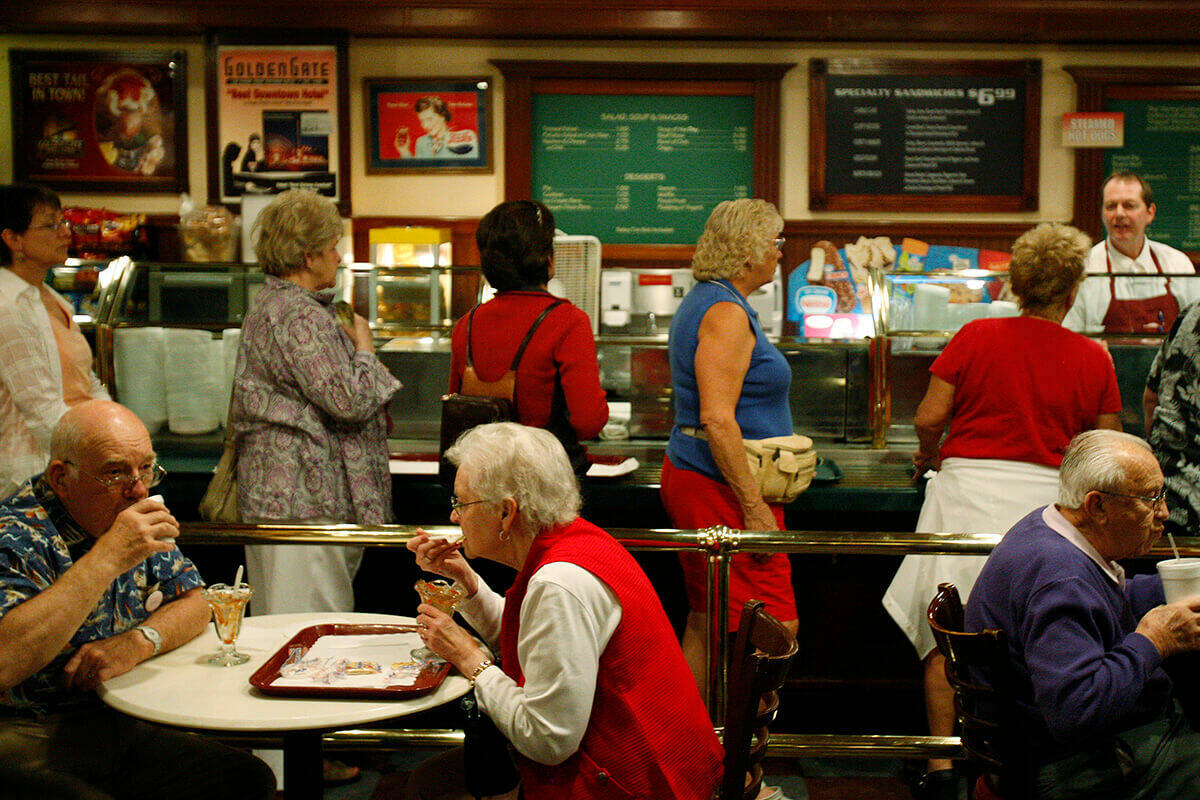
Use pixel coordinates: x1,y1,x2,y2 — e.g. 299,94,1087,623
29,217,71,233
450,495,489,512
773,237,786,251
1097,487,1168,507
67,460,166,491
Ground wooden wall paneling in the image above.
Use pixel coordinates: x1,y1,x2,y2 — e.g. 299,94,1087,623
10,1,1200,44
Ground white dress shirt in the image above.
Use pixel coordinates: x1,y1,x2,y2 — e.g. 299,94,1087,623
458,561,622,766
0,268,109,499
1062,239,1200,334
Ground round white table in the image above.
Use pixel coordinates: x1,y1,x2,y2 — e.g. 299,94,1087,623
99,611,470,800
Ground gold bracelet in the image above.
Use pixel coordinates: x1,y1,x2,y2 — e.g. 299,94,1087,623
468,659,493,686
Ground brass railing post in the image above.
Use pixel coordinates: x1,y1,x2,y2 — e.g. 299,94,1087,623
699,524,736,722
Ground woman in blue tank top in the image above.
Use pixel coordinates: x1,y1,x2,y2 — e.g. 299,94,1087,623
660,198,799,701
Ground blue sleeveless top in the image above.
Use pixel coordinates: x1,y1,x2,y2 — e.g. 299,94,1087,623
666,279,793,481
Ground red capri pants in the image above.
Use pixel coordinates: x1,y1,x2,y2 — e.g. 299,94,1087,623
660,454,798,630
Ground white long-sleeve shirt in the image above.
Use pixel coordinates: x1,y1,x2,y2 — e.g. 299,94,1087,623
1062,239,1200,334
458,562,621,766
0,268,109,500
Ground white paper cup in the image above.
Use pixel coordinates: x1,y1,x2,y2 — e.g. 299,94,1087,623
1158,558,1200,603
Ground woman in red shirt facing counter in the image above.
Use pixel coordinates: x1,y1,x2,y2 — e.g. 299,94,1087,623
448,200,607,472
883,222,1123,800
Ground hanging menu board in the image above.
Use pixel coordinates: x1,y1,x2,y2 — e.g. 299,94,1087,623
493,61,790,255
1103,98,1200,252
809,58,1041,212
531,94,755,244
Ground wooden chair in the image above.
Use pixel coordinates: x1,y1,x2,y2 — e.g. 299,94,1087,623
720,599,799,800
926,583,1030,799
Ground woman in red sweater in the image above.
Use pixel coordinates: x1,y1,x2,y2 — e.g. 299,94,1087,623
448,201,607,472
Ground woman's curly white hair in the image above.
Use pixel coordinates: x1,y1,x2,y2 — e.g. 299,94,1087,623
691,198,783,282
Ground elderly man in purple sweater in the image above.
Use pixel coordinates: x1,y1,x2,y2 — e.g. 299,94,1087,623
967,429,1200,799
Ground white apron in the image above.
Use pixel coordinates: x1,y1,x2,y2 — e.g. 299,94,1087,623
882,457,1060,659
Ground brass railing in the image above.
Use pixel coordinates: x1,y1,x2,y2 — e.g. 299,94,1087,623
179,522,1198,762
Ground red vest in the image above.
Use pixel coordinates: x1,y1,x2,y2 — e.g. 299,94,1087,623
501,518,723,800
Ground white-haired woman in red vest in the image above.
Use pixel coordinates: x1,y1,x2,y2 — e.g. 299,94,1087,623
405,422,722,800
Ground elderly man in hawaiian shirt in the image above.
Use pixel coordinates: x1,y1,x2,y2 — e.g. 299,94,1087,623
0,400,274,800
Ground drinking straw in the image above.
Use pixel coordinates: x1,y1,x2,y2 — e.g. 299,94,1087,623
234,564,244,588
1168,532,1181,561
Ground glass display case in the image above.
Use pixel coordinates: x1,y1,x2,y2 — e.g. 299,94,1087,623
356,227,482,338
866,267,1200,446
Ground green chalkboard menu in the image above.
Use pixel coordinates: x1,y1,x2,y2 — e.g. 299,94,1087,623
493,61,790,256
1104,99,1200,252
531,94,754,244
809,58,1041,213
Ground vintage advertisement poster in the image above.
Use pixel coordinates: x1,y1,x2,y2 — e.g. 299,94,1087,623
365,78,491,174
10,50,187,193
215,44,343,205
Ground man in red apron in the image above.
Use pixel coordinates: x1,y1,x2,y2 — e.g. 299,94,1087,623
1063,171,1200,334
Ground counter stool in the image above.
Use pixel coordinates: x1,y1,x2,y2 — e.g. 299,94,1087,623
720,599,798,800
926,582,1030,799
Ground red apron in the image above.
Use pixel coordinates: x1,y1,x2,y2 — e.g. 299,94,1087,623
1101,244,1179,333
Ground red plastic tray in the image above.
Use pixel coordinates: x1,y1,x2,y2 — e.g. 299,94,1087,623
249,623,452,699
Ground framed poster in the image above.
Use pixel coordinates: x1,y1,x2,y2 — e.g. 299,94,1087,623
365,77,492,174
206,31,351,214
9,49,187,193
809,58,1041,213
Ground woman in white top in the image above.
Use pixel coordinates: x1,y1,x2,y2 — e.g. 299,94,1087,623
0,184,109,500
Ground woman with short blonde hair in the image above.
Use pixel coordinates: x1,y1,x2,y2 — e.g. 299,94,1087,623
230,190,399,616
253,189,344,278
662,199,798,719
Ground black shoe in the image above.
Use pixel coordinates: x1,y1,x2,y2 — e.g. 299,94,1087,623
915,769,959,800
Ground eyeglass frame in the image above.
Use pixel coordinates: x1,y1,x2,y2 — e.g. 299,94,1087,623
27,216,71,233
773,237,786,251
450,495,490,513
64,460,167,491
1096,487,1168,507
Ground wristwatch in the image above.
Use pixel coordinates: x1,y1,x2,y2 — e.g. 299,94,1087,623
136,625,162,657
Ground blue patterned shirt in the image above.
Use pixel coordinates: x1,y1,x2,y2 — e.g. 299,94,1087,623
0,477,204,715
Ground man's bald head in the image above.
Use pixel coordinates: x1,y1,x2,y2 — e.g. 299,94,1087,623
51,401,148,465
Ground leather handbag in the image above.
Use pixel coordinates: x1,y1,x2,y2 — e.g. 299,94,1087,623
742,434,818,504
681,427,817,504
439,300,565,487
198,436,240,522
461,690,520,798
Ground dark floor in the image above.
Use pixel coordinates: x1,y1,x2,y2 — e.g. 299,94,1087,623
313,751,968,800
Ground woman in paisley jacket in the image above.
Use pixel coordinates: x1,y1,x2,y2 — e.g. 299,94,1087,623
229,189,400,616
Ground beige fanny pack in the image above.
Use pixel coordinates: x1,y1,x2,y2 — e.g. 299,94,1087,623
680,426,818,504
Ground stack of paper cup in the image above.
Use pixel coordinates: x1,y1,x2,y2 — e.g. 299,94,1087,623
218,328,241,427
912,284,951,331
113,327,167,434
165,329,221,435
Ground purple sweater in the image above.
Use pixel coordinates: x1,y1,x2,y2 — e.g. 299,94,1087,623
966,507,1170,761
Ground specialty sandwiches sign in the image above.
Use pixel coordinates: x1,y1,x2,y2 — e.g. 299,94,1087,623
809,58,1041,212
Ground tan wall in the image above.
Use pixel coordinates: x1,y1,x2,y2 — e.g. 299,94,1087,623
4,35,1200,227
